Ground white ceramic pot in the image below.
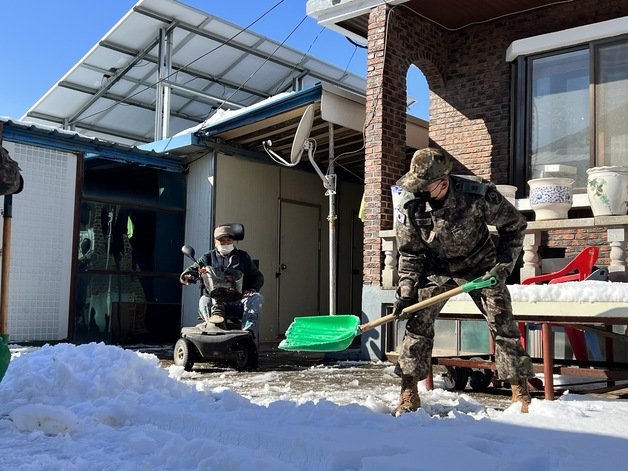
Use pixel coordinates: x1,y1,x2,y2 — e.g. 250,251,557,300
496,185,517,206
586,166,628,216
527,177,574,220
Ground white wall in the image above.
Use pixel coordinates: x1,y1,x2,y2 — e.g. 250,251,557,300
1,142,76,341
208,152,361,342
181,152,214,328
215,154,281,341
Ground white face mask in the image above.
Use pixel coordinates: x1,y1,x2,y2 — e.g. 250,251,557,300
217,244,234,256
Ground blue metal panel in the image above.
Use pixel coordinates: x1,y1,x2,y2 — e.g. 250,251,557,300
1,119,183,173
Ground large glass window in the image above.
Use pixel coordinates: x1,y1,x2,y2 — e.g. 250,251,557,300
529,49,589,187
518,36,628,192
596,42,628,167
75,160,185,345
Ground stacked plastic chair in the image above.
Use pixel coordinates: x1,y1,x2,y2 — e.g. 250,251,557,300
520,246,601,361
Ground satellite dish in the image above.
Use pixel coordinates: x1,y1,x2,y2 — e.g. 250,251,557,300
262,104,315,167
289,104,315,165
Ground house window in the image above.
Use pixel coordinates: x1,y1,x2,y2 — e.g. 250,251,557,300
528,48,589,187
515,36,628,192
596,41,628,168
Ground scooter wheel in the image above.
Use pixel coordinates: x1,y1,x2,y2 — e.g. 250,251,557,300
469,370,494,391
445,364,470,390
468,356,494,391
231,339,258,371
173,338,196,371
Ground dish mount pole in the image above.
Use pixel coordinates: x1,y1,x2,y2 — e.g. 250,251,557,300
302,131,337,315
262,104,337,314
326,123,337,314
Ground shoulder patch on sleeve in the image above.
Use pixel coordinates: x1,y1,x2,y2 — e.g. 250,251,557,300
485,187,503,205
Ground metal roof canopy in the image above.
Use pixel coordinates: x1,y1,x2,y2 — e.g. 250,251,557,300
22,0,366,147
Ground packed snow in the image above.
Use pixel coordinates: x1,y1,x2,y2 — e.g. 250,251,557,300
0,342,627,470
452,280,628,303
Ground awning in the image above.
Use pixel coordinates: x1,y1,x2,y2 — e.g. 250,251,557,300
143,83,428,180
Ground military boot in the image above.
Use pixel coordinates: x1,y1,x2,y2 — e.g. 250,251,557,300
393,375,421,416
511,378,532,413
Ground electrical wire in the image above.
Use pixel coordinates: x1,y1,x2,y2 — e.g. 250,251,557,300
75,0,286,124
342,45,359,78
346,37,367,49
271,24,326,96
399,0,575,31
356,0,576,134
211,15,309,116
327,2,399,170
339,0,576,173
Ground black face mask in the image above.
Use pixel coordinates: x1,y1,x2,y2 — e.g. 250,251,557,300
414,191,430,201
426,183,448,209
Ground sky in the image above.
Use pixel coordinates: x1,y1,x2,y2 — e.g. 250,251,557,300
1,341,628,470
0,0,429,124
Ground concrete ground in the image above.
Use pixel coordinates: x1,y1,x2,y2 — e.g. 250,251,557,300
135,343,628,411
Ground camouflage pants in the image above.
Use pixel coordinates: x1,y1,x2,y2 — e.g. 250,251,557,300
394,279,533,382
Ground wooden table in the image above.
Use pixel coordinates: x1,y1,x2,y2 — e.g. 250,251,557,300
435,289,628,399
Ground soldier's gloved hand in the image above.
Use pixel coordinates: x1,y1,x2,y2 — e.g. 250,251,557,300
393,296,415,320
483,262,511,283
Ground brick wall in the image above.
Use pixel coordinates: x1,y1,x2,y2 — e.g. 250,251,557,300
363,0,626,284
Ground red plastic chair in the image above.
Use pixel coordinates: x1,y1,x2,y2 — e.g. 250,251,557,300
522,246,599,285
520,246,600,361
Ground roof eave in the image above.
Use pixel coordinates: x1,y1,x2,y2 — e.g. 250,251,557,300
1,118,183,173
198,85,324,139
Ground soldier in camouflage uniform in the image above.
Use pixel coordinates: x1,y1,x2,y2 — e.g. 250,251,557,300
392,147,534,415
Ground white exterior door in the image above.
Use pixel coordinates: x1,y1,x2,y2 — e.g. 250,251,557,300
278,200,320,334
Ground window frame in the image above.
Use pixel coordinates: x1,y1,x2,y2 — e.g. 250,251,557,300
512,34,628,196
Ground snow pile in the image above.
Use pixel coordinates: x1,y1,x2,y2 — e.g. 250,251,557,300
0,343,627,470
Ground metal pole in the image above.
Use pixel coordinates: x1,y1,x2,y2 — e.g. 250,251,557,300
327,122,337,314
162,28,173,139
154,29,164,141
542,323,555,400
154,27,173,140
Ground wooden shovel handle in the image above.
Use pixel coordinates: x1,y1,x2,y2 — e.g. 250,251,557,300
359,285,465,333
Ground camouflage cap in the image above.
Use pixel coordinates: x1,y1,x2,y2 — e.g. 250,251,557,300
396,148,453,193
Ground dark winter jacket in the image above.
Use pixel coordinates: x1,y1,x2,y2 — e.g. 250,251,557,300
202,248,263,292
184,247,264,297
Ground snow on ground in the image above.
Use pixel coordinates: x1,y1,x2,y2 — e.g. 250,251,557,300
0,342,627,470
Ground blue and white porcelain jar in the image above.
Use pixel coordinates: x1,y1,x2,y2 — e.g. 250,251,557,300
527,177,574,220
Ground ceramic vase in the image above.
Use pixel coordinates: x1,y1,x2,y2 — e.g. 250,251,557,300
586,166,628,216
496,184,517,206
527,177,574,220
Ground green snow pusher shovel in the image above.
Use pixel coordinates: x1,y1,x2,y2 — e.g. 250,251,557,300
278,276,497,352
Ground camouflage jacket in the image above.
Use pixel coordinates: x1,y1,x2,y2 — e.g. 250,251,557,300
395,176,527,297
